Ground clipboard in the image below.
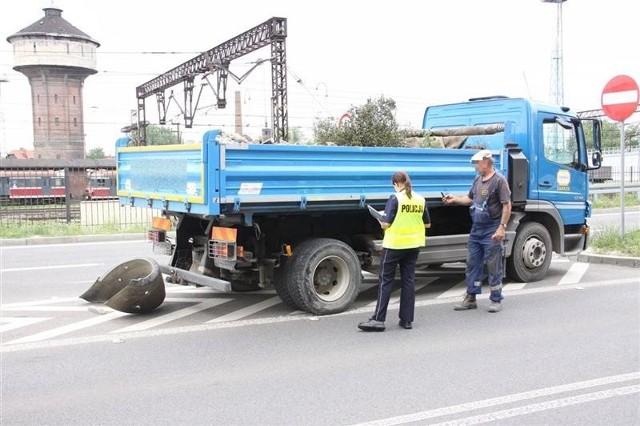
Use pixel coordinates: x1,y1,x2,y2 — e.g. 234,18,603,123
367,205,386,221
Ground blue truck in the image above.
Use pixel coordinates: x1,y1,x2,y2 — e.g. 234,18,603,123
91,96,604,315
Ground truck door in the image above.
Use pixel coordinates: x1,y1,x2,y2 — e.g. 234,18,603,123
536,115,588,227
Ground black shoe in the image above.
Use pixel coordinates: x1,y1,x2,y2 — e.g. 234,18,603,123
358,319,385,332
399,320,412,329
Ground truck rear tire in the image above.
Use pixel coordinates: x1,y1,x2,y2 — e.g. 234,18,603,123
507,222,552,282
273,258,300,310
285,238,360,315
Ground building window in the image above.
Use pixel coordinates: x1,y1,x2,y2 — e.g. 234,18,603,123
66,43,70,54
54,94,58,104
37,94,40,103
55,117,60,126
33,43,36,53
38,117,41,127
73,117,77,127
73,96,76,105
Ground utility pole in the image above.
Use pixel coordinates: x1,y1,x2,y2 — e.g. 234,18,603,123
542,0,567,107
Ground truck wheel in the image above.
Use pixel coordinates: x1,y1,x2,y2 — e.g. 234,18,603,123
273,258,300,310
285,238,360,315
507,222,552,282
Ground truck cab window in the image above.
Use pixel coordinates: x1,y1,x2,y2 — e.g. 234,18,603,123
543,120,578,168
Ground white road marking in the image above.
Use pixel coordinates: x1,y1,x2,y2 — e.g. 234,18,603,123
5,311,128,345
429,385,640,426
558,262,590,286
503,283,527,291
1,297,80,309
389,279,437,304
350,371,640,426
206,296,282,323
3,277,638,353
437,281,468,299
0,317,51,333
113,298,233,333
2,306,92,312
365,279,436,307
2,263,102,273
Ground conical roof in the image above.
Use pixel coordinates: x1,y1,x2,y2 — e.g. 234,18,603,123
7,8,100,46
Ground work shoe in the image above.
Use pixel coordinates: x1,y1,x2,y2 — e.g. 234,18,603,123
399,320,412,330
454,293,477,311
488,301,502,313
358,319,385,332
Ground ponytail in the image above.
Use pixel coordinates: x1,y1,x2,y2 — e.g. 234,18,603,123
392,171,413,199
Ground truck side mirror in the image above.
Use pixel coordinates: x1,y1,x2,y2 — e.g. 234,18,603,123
591,151,602,169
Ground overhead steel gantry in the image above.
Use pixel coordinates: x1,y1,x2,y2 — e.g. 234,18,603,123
134,17,288,145
577,107,640,119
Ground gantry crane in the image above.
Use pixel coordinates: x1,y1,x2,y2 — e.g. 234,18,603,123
134,17,288,145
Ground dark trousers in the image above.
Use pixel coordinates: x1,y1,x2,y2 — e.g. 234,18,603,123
372,247,420,322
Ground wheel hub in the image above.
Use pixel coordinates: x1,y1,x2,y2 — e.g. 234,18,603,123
313,256,349,302
522,237,546,268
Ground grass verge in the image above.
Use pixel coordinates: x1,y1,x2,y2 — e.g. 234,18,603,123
591,192,640,209
0,222,147,239
589,227,640,257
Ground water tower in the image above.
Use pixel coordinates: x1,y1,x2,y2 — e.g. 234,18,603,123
7,7,100,159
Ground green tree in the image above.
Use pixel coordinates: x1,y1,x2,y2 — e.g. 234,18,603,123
145,125,179,145
313,96,402,147
86,147,106,159
592,120,640,150
128,125,179,145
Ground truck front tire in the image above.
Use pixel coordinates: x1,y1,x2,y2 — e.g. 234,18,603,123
285,238,360,315
507,222,553,282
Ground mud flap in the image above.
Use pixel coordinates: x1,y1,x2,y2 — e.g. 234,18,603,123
80,258,166,314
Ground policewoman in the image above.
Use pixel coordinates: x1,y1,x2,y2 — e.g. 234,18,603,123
358,171,431,332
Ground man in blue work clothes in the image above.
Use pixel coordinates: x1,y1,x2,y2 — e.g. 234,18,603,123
443,150,511,313
358,171,431,332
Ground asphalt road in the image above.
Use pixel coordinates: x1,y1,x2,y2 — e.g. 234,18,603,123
1,240,639,425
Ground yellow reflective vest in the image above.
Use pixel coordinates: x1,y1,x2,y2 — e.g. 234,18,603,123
382,191,426,249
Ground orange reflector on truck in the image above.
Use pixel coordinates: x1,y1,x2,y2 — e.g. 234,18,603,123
211,226,237,242
152,217,172,231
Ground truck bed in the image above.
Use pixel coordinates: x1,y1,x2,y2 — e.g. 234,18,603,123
117,131,505,216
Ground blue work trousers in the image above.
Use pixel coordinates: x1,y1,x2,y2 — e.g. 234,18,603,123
465,221,504,302
372,247,420,322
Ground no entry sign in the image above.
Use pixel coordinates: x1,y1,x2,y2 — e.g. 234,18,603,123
601,75,639,122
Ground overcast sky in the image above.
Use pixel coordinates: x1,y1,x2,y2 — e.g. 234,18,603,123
0,0,638,156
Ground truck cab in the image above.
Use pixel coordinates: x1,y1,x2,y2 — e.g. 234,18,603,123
424,96,602,279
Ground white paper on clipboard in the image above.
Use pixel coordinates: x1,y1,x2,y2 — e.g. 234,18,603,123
367,205,386,221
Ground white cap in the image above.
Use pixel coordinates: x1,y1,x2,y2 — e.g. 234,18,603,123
470,149,493,162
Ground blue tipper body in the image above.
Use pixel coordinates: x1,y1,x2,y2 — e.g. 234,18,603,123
117,130,503,218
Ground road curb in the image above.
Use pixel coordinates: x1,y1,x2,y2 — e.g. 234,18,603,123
0,233,147,247
577,250,640,268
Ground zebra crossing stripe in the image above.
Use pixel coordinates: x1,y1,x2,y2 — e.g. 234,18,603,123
0,317,51,333
206,296,282,323
5,311,128,345
558,262,590,286
437,282,468,299
113,298,233,333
